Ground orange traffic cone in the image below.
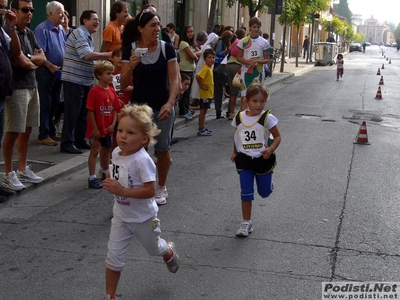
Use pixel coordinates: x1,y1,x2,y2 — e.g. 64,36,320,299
381,63,385,69
378,76,384,85
354,121,371,145
376,68,381,75
375,86,383,99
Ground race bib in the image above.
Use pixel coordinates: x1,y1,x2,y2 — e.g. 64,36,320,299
112,74,122,92
239,127,264,151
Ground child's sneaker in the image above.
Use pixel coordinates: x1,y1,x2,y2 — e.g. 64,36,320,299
165,242,180,273
155,186,168,205
16,166,44,184
104,294,117,300
3,171,25,191
236,221,253,237
197,128,212,136
88,177,103,189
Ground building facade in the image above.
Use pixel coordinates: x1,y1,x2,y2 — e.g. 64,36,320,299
357,16,392,45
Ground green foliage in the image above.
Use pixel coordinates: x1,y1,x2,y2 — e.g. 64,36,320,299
226,0,274,18
332,0,352,23
394,23,400,39
278,0,330,29
352,33,365,42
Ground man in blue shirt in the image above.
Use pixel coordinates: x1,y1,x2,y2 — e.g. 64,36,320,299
60,10,111,154
34,1,65,146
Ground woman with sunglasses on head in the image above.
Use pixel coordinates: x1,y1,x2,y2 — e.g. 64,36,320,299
120,10,178,207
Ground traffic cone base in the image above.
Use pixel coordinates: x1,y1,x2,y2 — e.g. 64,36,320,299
354,121,371,145
378,76,384,85
375,86,383,99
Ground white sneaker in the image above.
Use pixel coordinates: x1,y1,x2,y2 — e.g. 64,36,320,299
165,242,180,273
17,166,44,184
236,221,253,237
104,294,117,300
3,171,25,191
155,186,168,205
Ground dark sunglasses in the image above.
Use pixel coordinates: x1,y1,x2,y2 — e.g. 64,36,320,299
20,7,35,13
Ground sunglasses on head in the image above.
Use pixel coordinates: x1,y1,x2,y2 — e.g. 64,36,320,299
138,8,153,22
20,7,35,13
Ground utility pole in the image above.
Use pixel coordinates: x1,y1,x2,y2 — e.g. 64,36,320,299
269,0,276,47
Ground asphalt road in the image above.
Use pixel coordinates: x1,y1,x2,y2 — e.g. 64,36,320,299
1,45,400,300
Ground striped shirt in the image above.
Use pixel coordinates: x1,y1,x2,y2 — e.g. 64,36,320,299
61,25,94,86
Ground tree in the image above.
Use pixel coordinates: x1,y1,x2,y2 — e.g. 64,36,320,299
394,23,400,40
226,0,273,18
278,0,330,67
206,0,218,34
333,0,352,24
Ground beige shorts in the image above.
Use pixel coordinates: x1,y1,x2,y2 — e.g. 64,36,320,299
5,88,40,133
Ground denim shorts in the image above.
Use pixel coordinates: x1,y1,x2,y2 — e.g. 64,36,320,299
153,108,175,151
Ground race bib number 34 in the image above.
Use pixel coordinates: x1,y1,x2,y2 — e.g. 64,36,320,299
239,128,264,151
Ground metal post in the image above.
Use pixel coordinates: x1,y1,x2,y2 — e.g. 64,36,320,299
309,15,315,63
269,0,276,47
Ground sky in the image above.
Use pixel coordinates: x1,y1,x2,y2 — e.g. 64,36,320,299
346,0,400,25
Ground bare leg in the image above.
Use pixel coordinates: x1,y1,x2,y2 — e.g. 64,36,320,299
198,108,207,129
2,132,19,173
229,94,238,115
156,150,170,187
105,268,121,296
88,140,100,176
241,201,252,220
17,127,32,171
100,146,111,172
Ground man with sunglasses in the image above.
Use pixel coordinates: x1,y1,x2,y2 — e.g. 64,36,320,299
2,0,46,192
0,0,27,200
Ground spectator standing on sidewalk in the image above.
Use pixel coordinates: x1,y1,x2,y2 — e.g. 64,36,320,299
213,30,233,119
2,0,46,191
231,81,281,237
303,35,309,59
196,48,215,136
102,105,180,300
178,25,201,119
60,10,112,154
227,28,246,120
100,1,128,53
86,60,119,189
0,0,30,199
190,31,218,108
120,10,178,205
34,1,65,147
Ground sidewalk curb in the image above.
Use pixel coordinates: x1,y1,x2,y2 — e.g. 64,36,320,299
11,153,89,198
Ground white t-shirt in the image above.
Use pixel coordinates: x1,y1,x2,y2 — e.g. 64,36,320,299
110,147,158,223
231,110,278,158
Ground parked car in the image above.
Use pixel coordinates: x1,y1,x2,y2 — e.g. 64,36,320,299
365,42,371,46
349,43,362,52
